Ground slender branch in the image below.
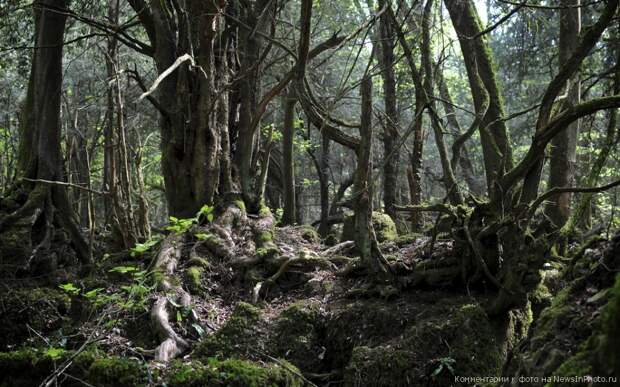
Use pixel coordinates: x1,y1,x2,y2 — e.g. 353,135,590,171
528,178,620,216
22,178,108,195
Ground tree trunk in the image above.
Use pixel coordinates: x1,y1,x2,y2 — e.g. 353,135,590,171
378,0,399,221
318,134,331,237
281,90,297,225
129,0,225,218
546,0,581,227
232,0,273,211
444,0,513,199
1,0,90,268
353,77,389,276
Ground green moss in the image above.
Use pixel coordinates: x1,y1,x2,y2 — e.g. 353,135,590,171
0,347,133,387
601,273,620,377
529,283,553,318
344,345,416,386
167,358,302,387
341,212,398,243
394,233,422,246
195,302,263,360
87,357,147,387
259,205,272,217
186,266,204,294
258,230,273,243
270,301,324,372
233,200,246,212
531,287,572,345
0,288,71,349
187,257,210,268
371,212,398,242
297,225,320,244
547,345,593,387
341,301,514,386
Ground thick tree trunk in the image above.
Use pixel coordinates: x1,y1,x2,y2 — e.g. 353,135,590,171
232,0,272,211
378,0,399,221
444,0,513,199
546,0,581,227
2,0,90,268
281,90,297,225
129,0,225,218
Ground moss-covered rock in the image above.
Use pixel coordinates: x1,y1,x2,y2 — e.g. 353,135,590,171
270,301,325,372
195,302,264,360
0,347,144,387
393,233,422,247
341,212,398,243
87,356,148,387
337,296,525,386
167,358,302,387
504,232,620,386
600,274,620,378
186,266,204,294
0,287,71,350
297,225,320,244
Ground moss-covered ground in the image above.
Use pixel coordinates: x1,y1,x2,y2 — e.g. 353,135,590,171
1,226,619,386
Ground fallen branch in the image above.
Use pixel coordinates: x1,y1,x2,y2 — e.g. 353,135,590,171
138,54,195,101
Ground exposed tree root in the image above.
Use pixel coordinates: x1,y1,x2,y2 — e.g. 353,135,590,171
150,234,192,362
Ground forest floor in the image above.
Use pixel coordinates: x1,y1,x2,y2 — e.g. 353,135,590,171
0,216,619,386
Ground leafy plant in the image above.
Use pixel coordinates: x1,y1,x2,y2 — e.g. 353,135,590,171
58,283,80,296
198,204,215,223
166,216,195,234
130,237,161,257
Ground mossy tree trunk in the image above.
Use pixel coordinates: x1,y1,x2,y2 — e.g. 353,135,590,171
353,77,390,276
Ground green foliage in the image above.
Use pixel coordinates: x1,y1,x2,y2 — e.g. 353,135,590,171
198,204,215,223
130,237,161,257
167,216,195,234
58,282,80,296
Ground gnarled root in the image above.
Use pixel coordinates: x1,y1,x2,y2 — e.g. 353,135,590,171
150,234,193,362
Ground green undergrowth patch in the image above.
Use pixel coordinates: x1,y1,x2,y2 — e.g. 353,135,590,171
0,346,148,387
194,302,264,360
167,358,303,387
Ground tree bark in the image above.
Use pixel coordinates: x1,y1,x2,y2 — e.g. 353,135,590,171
378,0,399,221
545,0,581,227
281,89,297,225
353,77,389,276
128,0,225,218
444,0,513,199
3,0,90,267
